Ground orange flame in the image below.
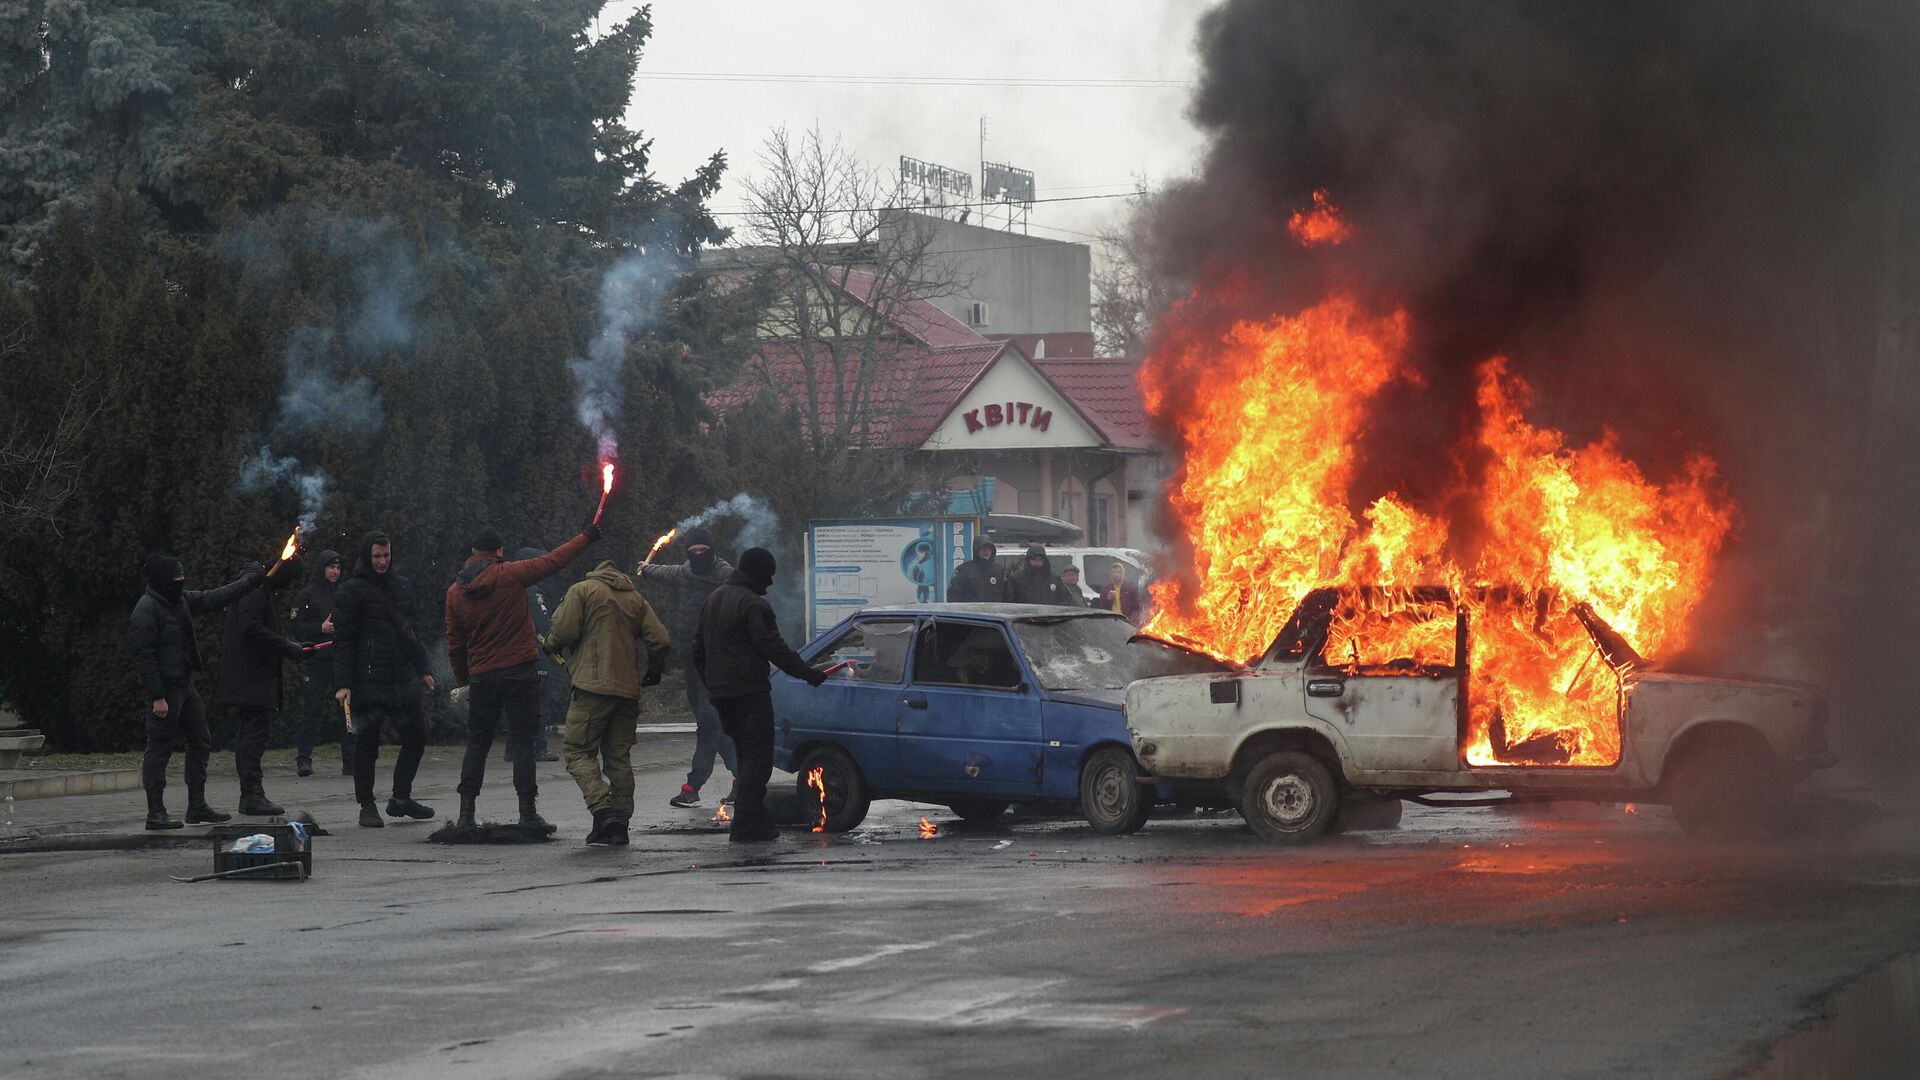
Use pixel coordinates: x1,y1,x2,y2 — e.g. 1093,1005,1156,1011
806,766,827,833
646,528,679,563
601,461,616,495
1287,188,1350,247
1142,196,1735,769
711,802,733,825
279,529,300,562
918,817,938,839
1624,803,1638,815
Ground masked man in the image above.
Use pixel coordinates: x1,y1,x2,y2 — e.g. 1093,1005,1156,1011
546,560,670,846
332,532,437,828
129,554,263,830
637,527,736,809
216,557,309,816
1005,545,1071,605
946,538,1004,602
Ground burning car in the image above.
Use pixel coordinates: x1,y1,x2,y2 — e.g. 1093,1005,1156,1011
1125,585,1834,843
771,604,1225,833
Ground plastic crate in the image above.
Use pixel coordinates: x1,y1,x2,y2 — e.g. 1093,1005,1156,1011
209,823,312,881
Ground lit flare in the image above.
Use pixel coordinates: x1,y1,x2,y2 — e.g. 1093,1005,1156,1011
593,461,616,524
268,527,302,578
645,527,678,563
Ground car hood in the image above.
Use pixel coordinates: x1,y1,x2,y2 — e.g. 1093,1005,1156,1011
1042,688,1126,710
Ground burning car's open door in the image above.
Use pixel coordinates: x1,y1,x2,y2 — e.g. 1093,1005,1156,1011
1297,588,1465,773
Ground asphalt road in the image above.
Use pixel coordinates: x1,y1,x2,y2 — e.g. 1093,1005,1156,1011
2,746,1916,1080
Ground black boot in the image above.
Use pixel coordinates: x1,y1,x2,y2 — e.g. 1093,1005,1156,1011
584,810,614,846
184,788,231,824
518,793,556,835
358,802,384,828
386,797,435,820
296,758,313,778
604,815,630,846
457,795,477,830
145,790,182,831
238,783,284,817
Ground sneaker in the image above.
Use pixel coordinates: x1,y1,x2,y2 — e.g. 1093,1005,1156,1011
669,785,700,809
296,759,313,778
358,803,385,828
386,797,435,820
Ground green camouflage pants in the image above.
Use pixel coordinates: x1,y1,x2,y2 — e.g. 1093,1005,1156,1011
562,688,639,817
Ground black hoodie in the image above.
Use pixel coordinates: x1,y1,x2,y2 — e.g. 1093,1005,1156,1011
691,566,824,698
288,549,341,655
128,557,260,700
216,561,307,708
330,534,430,705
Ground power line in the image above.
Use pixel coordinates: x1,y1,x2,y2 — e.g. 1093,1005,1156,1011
635,70,1192,90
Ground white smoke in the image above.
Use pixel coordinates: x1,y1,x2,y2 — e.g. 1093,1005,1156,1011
277,367,383,435
570,247,677,459
677,493,780,551
237,446,331,531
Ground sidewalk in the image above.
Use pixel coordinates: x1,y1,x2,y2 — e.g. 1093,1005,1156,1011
0,726,749,845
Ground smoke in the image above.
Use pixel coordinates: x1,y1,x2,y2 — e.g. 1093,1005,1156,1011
1146,1,1920,761
676,494,780,551
571,247,679,459
236,447,330,531
277,368,384,435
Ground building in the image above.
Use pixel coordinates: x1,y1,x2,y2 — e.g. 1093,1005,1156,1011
878,213,1092,340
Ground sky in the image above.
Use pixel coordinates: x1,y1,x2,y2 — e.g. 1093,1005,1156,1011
601,1,1215,246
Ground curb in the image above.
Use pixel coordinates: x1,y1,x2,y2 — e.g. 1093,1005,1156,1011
1,768,144,801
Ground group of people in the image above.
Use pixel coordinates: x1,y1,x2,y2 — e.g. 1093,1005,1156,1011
945,539,1147,623
130,521,831,845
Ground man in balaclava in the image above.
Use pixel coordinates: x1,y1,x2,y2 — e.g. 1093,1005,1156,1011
637,526,738,809
1006,544,1070,605
215,554,310,816
445,522,598,833
129,553,265,830
287,549,345,776
946,537,1004,603
691,547,829,842
332,531,438,828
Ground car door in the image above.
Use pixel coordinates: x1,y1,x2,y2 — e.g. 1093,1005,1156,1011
785,616,916,780
897,618,1045,796
1301,595,1463,773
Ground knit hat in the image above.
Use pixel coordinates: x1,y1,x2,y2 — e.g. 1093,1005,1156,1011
471,527,505,553
682,526,715,550
739,546,776,591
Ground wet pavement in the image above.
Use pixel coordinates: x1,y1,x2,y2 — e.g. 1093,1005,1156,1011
2,743,1917,1079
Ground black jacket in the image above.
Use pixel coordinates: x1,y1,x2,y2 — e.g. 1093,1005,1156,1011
947,558,1006,603
216,565,306,709
1006,565,1071,606
287,552,339,669
331,553,430,707
691,569,824,698
128,574,259,700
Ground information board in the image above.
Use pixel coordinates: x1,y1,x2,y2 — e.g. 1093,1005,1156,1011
805,516,979,639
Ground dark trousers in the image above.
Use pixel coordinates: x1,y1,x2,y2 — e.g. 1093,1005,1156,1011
501,671,552,758
460,665,538,799
351,701,426,806
298,664,353,763
685,672,737,791
142,684,210,795
713,691,775,836
231,705,272,787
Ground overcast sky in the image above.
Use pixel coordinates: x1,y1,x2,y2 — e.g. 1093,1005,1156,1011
601,1,1215,245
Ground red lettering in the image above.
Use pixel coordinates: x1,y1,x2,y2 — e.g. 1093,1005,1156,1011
1032,408,1051,432
985,404,1004,426
1017,402,1032,424
963,409,983,433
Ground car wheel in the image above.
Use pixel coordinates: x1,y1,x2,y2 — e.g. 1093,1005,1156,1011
947,799,1011,825
1241,751,1338,843
1669,742,1786,841
1079,746,1152,835
1336,794,1404,832
794,745,870,833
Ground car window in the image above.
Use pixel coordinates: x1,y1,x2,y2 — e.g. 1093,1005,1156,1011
1047,554,1075,576
913,621,1023,690
816,619,913,684
1313,592,1457,674
1014,614,1228,690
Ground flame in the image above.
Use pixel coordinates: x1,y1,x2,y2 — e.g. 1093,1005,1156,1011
279,528,300,562
1287,188,1350,247
806,766,827,833
601,461,616,495
711,802,733,825
1624,803,1638,815
918,817,938,839
646,528,679,563
1142,192,1734,769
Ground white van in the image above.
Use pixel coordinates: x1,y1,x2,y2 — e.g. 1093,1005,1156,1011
1039,547,1151,602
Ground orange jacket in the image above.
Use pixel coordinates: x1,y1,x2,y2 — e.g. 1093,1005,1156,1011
445,533,591,683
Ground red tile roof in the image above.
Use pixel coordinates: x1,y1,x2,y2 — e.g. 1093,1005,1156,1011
832,267,986,348
1033,357,1153,449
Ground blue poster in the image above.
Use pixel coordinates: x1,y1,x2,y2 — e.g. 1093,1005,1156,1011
805,516,978,639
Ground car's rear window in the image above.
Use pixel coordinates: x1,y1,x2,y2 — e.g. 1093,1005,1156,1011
1013,614,1227,691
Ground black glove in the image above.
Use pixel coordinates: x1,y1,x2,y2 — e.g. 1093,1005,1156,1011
805,667,830,687
245,570,268,588
640,669,662,687
582,521,603,543
281,640,307,661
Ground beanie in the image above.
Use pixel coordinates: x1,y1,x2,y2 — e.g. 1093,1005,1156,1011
739,546,776,590
471,527,505,553
682,526,715,549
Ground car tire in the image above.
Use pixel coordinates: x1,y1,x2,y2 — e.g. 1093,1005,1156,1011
1669,742,1786,841
794,745,870,833
1080,746,1152,835
1336,794,1404,832
1241,751,1338,843
947,799,1011,825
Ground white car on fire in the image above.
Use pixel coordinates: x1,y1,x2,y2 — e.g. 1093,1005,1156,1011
1123,586,1834,842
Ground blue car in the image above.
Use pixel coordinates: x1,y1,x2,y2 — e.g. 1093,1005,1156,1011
772,604,1226,833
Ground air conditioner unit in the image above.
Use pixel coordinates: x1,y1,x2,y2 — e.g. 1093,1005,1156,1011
966,301,989,328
